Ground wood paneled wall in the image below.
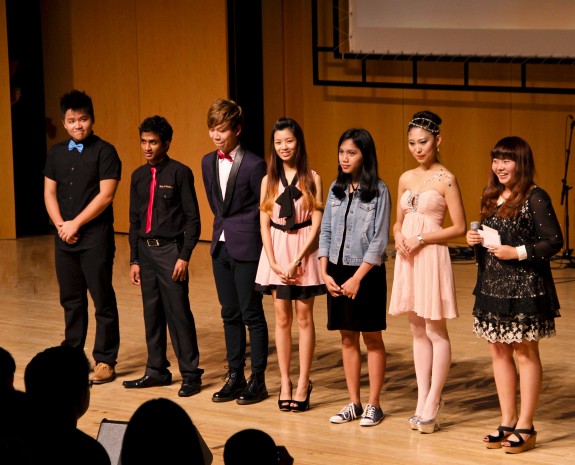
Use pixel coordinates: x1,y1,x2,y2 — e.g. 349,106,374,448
0,0,16,239
40,0,228,237
262,0,575,249
1,0,574,250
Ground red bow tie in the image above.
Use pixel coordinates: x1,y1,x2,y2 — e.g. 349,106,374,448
217,150,233,162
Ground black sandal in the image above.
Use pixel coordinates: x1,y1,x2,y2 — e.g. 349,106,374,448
278,382,292,412
483,425,515,449
502,427,537,454
290,380,313,412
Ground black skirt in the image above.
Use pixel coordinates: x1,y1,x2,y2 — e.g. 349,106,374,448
326,261,387,332
255,283,326,300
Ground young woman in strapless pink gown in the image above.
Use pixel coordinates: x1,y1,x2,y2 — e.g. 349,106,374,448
389,111,466,433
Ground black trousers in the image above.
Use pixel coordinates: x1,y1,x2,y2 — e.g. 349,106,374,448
212,242,268,373
55,239,120,366
139,241,203,382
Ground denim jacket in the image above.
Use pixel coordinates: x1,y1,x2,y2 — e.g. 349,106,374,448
318,179,391,266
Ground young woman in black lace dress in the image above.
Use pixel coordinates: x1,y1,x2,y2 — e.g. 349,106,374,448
466,136,563,454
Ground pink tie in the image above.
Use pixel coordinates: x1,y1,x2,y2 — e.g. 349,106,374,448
145,167,156,233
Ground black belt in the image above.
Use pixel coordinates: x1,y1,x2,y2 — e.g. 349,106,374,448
270,218,311,232
142,238,177,247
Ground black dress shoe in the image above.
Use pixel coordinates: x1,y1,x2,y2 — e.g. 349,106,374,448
236,372,268,405
178,381,201,397
212,370,246,402
122,374,172,389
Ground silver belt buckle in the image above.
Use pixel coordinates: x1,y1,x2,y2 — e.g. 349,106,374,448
146,238,160,247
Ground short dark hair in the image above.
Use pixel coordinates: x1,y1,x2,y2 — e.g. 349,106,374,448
121,398,204,465
139,115,173,143
224,428,278,465
24,346,90,411
60,89,95,121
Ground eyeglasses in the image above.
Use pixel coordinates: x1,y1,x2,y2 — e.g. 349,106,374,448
88,380,94,389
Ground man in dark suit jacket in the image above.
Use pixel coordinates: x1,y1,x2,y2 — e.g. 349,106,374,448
201,98,269,405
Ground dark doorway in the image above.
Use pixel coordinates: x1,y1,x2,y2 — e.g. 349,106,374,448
226,0,265,158
7,0,50,236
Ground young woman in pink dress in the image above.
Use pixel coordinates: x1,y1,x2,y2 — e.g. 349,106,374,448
389,111,466,433
255,118,325,412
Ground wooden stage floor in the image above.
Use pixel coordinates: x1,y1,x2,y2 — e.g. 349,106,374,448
1,234,574,464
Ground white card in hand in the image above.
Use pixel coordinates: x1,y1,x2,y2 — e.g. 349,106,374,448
478,225,501,247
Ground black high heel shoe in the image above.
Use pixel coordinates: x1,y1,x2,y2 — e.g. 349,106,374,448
278,381,292,412
290,380,313,412
483,425,516,449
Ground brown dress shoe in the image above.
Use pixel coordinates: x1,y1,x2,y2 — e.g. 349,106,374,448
90,363,116,384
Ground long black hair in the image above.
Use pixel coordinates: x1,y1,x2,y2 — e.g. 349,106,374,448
332,128,380,202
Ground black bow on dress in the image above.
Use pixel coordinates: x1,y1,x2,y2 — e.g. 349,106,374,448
275,167,302,231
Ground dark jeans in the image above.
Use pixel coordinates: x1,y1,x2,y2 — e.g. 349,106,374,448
212,242,268,373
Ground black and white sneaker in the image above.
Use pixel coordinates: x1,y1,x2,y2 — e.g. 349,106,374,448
360,404,385,426
329,402,363,424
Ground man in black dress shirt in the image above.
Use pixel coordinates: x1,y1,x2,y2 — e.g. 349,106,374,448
44,89,121,385
123,115,203,397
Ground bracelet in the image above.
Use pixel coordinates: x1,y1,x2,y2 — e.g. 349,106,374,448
293,258,302,267
130,260,139,266
417,234,425,245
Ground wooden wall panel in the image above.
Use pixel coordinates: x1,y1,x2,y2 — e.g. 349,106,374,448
41,0,140,234
266,0,575,249
4,0,574,250
134,0,227,241
0,0,16,239
40,0,228,239
40,0,73,149
68,0,140,234
261,0,285,155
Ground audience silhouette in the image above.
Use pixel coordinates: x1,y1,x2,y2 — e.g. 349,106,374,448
224,428,293,465
24,345,111,465
121,397,210,465
0,347,34,464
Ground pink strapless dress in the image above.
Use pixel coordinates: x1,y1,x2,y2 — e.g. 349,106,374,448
389,189,459,320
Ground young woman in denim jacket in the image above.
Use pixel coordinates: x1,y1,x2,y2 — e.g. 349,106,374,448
318,128,391,427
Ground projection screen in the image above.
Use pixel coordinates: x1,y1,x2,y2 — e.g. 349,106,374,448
348,0,575,58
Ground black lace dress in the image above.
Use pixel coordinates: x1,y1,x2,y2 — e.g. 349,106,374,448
473,187,563,343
